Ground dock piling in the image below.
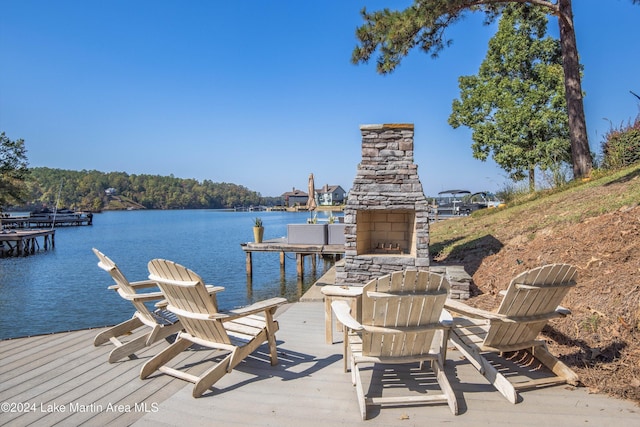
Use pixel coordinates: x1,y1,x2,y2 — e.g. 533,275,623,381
241,239,344,280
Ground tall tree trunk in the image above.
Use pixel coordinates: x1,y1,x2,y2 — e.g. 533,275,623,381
558,0,592,178
529,167,535,192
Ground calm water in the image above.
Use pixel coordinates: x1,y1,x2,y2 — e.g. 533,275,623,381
0,210,336,340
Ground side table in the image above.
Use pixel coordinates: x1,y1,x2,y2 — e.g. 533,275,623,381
320,285,363,344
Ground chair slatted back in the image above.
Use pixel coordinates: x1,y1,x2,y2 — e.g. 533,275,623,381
360,270,449,358
93,248,156,325
484,263,577,349
148,259,229,344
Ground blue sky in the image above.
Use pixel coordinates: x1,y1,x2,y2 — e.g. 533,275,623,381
1,1,638,197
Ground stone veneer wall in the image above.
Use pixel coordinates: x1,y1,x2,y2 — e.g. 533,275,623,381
335,123,431,286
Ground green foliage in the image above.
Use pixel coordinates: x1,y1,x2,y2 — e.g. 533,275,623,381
352,0,594,180
448,4,570,191
352,1,510,73
18,168,267,211
601,115,640,170
254,217,263,227
495,180,532,205
0,132,30,209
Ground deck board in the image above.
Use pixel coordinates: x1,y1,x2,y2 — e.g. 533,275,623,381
0,327,192,426
0,329,97,380
1,301,639,426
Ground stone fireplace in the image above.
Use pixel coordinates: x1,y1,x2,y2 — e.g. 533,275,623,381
335,123,431,286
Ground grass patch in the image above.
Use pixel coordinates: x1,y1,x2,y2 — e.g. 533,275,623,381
430,163,640,262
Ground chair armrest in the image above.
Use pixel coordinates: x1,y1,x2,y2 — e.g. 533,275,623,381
205,285,225,294
167,298,286,321
556,305,571,316
440,309,453,328
321,285,363,297
331,300,363,331
444,298,506,321
128,279,162,289
130,286,221,305
155,299,169,309
222,297,287,320
120,290,166,302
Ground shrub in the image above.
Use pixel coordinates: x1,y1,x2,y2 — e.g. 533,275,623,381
496,181,530,204
601,115,640,169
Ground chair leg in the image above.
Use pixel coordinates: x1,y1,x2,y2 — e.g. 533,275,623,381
265,329,279,366
145,321,183,346
108,334,151,363
440,328,450,366
140,337,192,380
192,353,233,398
532,345,580,386
450,333,518,404
432,360,459,415
343,329,350,373
94,316,143,346
350,355,357,386
106,322,182,363
352,361,367,420
263,311,280,365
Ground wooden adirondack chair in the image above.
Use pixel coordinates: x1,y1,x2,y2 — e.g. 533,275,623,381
92,248,185,363
141,259,287,398
331,270,458,419
445,263,580,403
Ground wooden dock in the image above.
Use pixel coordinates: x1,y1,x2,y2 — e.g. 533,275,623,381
1,213,93,229
241,238,344,278
0,229,55,257
1,300,639,426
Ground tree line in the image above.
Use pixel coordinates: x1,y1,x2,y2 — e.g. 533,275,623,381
17,167,279,212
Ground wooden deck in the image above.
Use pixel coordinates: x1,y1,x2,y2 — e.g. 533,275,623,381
1,300,638,426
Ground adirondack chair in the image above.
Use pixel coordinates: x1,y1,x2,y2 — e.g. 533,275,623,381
331,270,458,419
141,258,287,398
92,248,185,363
445,263,580,403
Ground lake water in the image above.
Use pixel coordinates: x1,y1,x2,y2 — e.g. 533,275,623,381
0,210,336,340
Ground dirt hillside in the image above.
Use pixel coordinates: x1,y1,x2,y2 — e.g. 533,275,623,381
430,165,640,403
